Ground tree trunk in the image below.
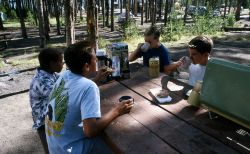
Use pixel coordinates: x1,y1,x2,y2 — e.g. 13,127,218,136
16,0,27,38
125,0,129,21
141,0,144,25
151,0,156,25
32,0,38,26
74,0,78,22
159,0,162,20
148,0,151,22
53,0,61,35
145,0,148,22
235,0,242,21
111,0,114,31
95,3,98,49
47,0,52,15
87,0,97,49
170,0,174,12
37,0,46,48
164,0,169,26
183,0,189,23
97,0,101,13
105,0,109,26
134,0,138,17
65,0,75,46
154,0,157,23
223,0,228,19
80,0,83,20
249,8,250,20
228,0,232,14
0,13,4,30
131,0,134,14
43,0,50,40
102,0,105,27
120,0,122,13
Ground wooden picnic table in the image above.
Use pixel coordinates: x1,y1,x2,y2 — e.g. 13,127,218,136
0,32,11,50
99,63,250,154
0,32,11,39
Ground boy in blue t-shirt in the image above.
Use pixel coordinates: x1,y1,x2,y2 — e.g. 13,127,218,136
129,26,183,74
45,41,133,154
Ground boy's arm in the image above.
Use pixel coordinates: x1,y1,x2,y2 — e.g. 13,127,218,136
129,43,143,62
83,100,133,138
163,61,182,75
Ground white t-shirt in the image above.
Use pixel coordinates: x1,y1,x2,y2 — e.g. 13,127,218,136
188,63,206,86
45,70,101,154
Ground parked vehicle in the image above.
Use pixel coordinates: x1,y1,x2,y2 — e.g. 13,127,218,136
118,12,134,23
187,5,208,16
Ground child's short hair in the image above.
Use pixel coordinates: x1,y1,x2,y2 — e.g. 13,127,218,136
188,36,213,54
38,48,62,70
64,41,94,74
144,25,161,39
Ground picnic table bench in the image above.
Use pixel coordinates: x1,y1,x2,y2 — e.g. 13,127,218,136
99,62,250,154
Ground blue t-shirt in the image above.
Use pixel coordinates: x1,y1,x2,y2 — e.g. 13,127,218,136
137,44,171,72
45,70,101,154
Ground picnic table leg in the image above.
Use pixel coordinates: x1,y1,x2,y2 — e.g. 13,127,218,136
208,111,219,120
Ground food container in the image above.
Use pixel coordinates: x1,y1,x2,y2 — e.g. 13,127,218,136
149,57,160,78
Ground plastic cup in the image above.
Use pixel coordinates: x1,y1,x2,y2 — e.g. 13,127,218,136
141,42,150,52
187,90,200,107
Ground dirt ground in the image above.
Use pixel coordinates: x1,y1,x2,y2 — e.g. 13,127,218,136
0,92,44,154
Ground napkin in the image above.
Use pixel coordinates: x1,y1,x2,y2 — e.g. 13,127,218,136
149,88,172,104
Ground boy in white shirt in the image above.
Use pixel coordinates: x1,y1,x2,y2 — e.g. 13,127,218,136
179,36,213,86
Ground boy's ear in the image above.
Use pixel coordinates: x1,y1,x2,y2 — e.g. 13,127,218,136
82,63,90,72
204,52,209,57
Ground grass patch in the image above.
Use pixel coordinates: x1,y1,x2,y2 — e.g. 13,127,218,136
49,18,57,26
3,20,21,28
10,57,38,67
123,37,144,52
98,37,111,49
0,58,4,68
213,33,250,42
47,42,67,48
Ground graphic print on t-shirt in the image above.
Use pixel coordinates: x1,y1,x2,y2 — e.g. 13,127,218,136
46,79,69,136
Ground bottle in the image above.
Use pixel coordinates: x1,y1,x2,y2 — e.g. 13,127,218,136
96,49,107,71
187,80,202,107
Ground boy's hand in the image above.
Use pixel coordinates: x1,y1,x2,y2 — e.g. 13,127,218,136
114,99,134,116
94,67,111,82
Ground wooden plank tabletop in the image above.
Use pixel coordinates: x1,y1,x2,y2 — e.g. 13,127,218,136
119,64,250,154
99,71,247,153
99,81,179,154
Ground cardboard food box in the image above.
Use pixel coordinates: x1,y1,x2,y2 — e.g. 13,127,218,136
106,43,130,79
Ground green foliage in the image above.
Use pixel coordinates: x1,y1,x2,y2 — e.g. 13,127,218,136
226,14,235,27
98,37,111,49
191,15,223,35
121,19,140,40
161,11,223,42
9,9,17,19
0,58,4,68
161,12,185,42
26,10,36,25
0,5,17,19
0,5,7,14
161,19,185,42
60,17,65,26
